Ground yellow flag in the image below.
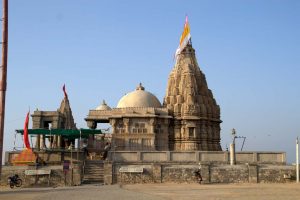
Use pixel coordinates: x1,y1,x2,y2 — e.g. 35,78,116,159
179,16,191,48
175,16,191,59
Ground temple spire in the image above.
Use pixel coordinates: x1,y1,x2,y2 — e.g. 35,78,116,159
165,26,222,151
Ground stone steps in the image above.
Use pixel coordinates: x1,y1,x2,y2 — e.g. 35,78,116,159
82,160,104,184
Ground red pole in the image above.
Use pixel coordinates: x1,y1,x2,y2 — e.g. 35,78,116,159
0,0,8,178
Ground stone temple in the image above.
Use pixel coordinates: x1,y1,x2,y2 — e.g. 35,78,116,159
86,43,222,151
3,20,291,187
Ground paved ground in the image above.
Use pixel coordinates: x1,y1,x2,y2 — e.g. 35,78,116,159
1,183,300,200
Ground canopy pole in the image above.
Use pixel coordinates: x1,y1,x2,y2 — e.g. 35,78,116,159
13,131,17,150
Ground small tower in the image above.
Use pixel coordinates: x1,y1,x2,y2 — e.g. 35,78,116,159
31,88,77,149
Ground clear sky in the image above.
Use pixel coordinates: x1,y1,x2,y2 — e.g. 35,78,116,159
2,0,300,163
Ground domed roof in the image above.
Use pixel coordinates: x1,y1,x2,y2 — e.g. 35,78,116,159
96,100,111,110
117,83,162,108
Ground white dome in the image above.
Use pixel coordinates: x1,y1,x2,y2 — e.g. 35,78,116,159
96,100,111,110
117,83,161,108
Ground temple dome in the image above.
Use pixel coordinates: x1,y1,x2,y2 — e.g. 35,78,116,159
117,83,161,108
96,100,111,110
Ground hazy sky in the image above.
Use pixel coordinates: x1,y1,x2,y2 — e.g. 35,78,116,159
2,0,300,163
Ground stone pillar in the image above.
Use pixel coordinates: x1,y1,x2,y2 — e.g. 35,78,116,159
56,135,61,149
57,135,62,148
49,136,53,148
110,119,116,134
230,143,236,165
36,135,40,150
149,118,155,133
123,118,130,133
40,135,46,149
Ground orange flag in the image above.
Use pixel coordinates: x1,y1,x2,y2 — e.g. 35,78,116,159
175,16,192,59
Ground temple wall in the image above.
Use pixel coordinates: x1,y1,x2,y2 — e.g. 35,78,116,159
111,117,169,151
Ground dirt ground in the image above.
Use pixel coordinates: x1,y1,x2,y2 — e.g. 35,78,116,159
1,183,300,200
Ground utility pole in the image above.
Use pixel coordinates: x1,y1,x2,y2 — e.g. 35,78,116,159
296,137,299,183
0,0,8,178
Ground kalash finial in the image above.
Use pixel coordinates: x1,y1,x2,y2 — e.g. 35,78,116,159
102,100,107,106
136,82,145,91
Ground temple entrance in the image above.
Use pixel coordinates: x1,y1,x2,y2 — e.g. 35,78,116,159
86,122,112,160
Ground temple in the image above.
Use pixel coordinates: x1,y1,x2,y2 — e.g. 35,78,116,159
85,44,222,151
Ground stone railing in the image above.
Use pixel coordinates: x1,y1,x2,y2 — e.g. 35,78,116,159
88,107,170,116
108,151,286,164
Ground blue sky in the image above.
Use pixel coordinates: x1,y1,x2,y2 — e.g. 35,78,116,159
2,0,300,163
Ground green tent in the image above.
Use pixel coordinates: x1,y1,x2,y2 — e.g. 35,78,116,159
16,128,102,140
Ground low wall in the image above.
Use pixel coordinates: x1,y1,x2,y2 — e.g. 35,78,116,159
109,151,286,164
0,164,82,187
107,162,295,184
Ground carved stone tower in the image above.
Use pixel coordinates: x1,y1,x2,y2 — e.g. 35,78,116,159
164,44,222,151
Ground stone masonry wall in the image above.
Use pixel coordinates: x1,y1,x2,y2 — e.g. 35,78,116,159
162,165,198,183
107,163,296,185
210,165,249,183
0,164,82,187
258,165,295,183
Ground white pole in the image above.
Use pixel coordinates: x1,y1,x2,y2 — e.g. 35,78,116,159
230,143,236,165
296,137,299,183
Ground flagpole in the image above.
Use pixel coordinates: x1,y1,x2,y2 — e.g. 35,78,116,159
0,0,8,178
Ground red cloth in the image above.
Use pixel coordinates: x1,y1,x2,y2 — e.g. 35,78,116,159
23,112,31,149
63,84,68,98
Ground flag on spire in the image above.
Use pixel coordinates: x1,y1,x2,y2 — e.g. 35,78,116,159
23,112,31,149
63,84,68,98
175,16,191,59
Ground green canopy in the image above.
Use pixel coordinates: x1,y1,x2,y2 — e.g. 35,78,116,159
16,128,102,139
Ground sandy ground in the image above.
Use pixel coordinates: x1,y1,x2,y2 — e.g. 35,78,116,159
1,183,300,200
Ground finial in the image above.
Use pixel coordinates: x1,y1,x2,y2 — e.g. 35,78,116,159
136,82,145,91
102,100,107,105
